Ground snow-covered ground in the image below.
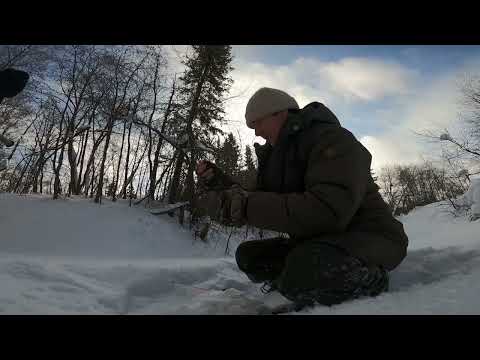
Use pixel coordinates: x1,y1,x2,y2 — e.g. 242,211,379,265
1,188,480,315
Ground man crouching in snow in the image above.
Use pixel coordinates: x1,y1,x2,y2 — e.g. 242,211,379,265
196,87,409,310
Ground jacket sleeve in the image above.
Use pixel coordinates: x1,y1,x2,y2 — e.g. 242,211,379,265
245,128,372,237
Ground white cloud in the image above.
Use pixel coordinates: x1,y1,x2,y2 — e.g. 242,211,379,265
225,52,480,176
171,47,479,176
163,45,189,76
228,56,417,105
360,134,426,172
162,48,418,152
222,54,419,151
359,70,470,173
320,58,417,101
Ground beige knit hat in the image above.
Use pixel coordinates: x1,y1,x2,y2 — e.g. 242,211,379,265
245,87,299,129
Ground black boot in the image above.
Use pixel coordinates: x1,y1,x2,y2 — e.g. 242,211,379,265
276,241,390,307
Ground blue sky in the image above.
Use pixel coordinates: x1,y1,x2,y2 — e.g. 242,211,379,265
234,45,480,74
221,45,480,172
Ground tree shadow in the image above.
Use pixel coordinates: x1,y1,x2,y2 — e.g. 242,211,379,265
390,246,480,291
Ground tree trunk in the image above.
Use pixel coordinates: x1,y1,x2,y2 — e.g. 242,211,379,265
76,125,90,194
148,81,175,203
161,159,175,201
80,116,106,195
89,163,96,198
39,167,44,194
52,84,74,200
14,155,34,193
112,119,127,201
146,61,160,203
94,117,117,204
168,150,184,204
136,163,148,200
168,63,209,207
122,121,133,199
31,155,44,194
182,61,210,223
94,123,113,204
67,133,79,194
119,129,146,197
52,121,67,200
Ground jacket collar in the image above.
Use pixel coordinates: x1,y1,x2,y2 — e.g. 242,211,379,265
253,102,341,162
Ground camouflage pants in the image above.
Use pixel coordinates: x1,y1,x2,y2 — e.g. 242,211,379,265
235,237,389,307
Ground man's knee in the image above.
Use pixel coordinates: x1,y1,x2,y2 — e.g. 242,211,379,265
235,241,272,283
277,241,347,290
235,238,291,271
235,238,293,283
235,240,257,272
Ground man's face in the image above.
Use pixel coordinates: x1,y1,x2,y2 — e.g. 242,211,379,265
253,114,275,143
252,111,287,145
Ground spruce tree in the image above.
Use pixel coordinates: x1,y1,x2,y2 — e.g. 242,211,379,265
243,144,257,188
168,46,233,208
216,133,242,180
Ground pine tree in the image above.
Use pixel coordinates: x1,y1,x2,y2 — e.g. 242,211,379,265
168,46,234,209
245,145,256,173
216,133,242,180
243,144,257,188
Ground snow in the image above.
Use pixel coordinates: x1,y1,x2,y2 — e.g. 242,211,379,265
150,201,189,215
1,180,480,314
463,178,480,217
0,193,205,259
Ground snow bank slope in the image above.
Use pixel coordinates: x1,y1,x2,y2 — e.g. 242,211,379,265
0,193,209,259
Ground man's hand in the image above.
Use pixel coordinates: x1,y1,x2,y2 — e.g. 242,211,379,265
196,160,216,189
195,160,235,191
219,185,249,227
196,161,248,226
197,184,249,227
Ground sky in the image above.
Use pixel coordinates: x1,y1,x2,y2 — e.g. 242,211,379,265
165,45,480,173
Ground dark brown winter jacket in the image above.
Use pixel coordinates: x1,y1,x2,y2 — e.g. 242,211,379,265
245,102,409,271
